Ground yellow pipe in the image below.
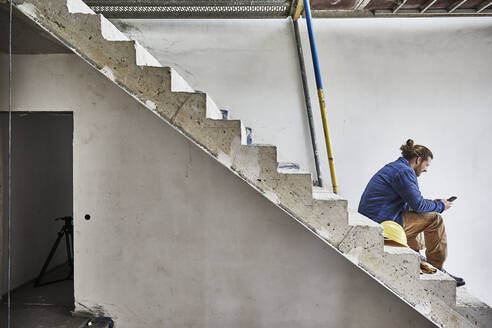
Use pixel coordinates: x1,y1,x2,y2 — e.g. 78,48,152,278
293,0,304,21
317,88,338,194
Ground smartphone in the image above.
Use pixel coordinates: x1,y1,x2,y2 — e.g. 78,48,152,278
447,196,457,202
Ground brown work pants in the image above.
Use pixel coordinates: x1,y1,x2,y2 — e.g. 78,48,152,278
403,211,447,269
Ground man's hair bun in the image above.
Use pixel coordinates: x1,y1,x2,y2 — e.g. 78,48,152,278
400,139,414,154
400,139,433,161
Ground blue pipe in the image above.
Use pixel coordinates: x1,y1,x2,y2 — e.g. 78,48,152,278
302,0,339,193
303,0,323,90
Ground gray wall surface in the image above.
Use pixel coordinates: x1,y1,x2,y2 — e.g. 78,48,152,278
112,17,492,305
0,112,73,294
0,53,436,328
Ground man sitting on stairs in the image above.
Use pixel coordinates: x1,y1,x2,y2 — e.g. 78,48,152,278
358,139,465,287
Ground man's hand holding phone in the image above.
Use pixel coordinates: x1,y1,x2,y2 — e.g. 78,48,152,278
439,196,457,211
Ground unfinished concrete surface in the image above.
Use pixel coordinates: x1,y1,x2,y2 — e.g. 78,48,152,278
1,53,438,328
1,0,491,327
111,17,492,307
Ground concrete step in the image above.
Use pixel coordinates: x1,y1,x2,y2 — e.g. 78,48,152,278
132,66,195,105
132,66,174,101
338,212,384,256
274,172,314,214
228,143,313,207
229,145,313,214
230,144,278,180
455,287,492,328
177,110,245,157
309,192,350,246
420,268,457,307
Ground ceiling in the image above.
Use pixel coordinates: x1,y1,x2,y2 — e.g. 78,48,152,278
83,0,492,18
0,0,489,55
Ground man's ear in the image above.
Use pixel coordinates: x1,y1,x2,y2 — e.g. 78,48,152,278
416,157,422,165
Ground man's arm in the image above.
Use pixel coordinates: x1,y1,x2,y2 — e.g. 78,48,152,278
391,169,445,213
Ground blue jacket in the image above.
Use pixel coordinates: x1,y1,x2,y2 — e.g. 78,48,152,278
358,157,444,225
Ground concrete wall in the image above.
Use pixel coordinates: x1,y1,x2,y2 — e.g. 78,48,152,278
112,19,312,169
111,17,492,305
0,53,437,328
0,111,73,294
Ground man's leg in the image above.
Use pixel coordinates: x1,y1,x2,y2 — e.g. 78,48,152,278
403,211,447,269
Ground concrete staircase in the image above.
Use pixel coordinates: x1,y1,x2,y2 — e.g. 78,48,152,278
9,0,491,326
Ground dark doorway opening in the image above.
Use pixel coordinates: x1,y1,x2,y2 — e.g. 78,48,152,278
0,112,84,327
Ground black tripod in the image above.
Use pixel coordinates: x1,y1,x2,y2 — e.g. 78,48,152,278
34,216,73,287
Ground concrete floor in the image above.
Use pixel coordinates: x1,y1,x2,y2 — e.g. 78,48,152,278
0,265,88,328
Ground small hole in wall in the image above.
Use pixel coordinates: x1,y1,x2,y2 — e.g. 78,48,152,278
85,214,91,220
